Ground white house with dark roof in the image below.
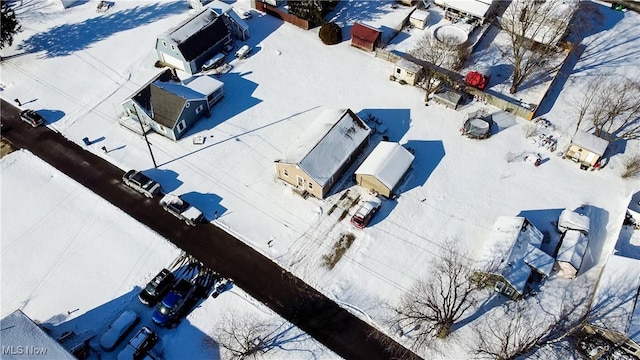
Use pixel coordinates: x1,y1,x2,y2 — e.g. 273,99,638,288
355,141,414,198
155,8,232,75
479,216,555,299
584,254,640,358
121,69,223,141
275,108,371,199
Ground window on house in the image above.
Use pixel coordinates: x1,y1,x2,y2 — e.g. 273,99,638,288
283,169,289,177
196,104,204,114
396,68,401,74
171,45,175,50
162,41,167,47
308,182,313,190
185,102,190,108
177,120,186,132
159,125,165,132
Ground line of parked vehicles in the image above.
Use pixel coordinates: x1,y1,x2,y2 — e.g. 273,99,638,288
98,261,232,359
122,170,205,226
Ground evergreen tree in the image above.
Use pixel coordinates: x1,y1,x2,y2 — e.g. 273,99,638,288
1,2,22,50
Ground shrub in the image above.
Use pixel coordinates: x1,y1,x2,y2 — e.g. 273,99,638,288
621,154,640,179
319,22,342,45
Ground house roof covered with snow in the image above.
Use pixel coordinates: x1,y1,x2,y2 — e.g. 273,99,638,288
481,216,547,295
395,58,423,74
283,108,370,187
410,9,430,22
182,75,224,97
590,255,640,344
0,310,76,359
355,142,414,191
556,229,589,271
571,131,610,157
435,0,494,20
161,8,229,61
523,244,554,277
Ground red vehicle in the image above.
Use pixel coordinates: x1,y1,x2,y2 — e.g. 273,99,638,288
465,70,491,90
350,197,383,229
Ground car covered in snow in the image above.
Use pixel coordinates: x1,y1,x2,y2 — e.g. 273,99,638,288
138,268,175,306
151,279,196,327
116,326,158,360
159,193,205,226
20,109,45,127
99,310,140,351
122,170,162,198
350,197,383,229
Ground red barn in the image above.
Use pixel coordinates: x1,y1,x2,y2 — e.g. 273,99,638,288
350,22,382,52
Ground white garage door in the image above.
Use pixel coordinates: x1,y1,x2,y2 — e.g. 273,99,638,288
161,53,185,72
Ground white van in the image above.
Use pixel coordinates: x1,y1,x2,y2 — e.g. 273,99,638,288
235,45,251,59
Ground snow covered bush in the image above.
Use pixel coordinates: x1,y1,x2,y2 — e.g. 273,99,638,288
319,22,341,45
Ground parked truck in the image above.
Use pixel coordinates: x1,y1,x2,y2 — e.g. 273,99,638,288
159,194,205,226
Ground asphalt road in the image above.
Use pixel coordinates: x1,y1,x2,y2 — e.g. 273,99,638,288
1,99,420,360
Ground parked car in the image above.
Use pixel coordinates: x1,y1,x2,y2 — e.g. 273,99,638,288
99,310,140,351
350,197,383,229
201,53,225,71
20,109,45,127
122,170,162,198
138,268,175,306
159,193,205,226
116,326,158,360
151,279,196,327
235,44,251,59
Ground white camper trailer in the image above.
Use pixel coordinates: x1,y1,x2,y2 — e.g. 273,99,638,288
557,209,590,235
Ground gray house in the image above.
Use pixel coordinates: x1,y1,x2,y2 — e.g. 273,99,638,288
156,8,232,75
121,69,224,141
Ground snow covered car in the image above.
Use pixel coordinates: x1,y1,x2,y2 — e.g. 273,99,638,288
350,197,383,229
116,326,158,360
99,310,140,351
138,268,175,306
201,53,225,71
20,109,45,127
122,170,162,198
151,279,196,327
159,193,205,226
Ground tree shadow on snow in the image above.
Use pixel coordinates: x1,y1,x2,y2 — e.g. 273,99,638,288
17,1,187,58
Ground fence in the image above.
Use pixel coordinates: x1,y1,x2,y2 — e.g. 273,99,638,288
254,2,310,30
374,48,402,63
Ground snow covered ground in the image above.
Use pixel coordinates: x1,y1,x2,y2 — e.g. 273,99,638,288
1,0,639,358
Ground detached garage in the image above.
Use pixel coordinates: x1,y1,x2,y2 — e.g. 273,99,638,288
355,142,414,198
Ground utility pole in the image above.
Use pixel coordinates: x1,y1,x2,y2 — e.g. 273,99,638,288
132,108,157,168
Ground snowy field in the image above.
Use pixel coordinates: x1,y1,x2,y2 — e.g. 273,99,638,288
1,0,640,358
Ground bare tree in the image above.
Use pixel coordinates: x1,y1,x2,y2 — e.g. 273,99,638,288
410,33,471,93
473,300,589,360
208,312,311,359
393,243,479,350
499,0,577,93
574,75,640,142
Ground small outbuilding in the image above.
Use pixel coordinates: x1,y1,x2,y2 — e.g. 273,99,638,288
351,22,382,52
432,88,464,110
355,142,415,198
409,9,430,29
554,229,589,279
564,130,609,169
393,59,424,86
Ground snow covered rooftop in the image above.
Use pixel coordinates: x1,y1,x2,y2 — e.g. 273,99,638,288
481,216,546,295
571,130,610,156
355,141,414,192
590,255,640,345
556,230,589,270
523,244,554,278
395,58,423,73
163,8,219,45
183,75,224,96
282,108,371,187
435,0,494,19
410,9,430,22
0,310,75,359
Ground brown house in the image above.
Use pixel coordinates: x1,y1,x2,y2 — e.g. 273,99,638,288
350,22,382,52
275,109,371,199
